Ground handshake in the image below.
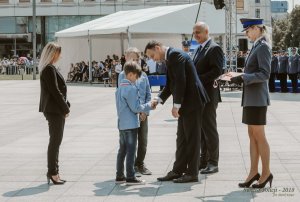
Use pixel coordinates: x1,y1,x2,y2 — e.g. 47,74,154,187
150,98,159,110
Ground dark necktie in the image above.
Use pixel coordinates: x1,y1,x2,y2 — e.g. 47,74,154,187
193,45,202,62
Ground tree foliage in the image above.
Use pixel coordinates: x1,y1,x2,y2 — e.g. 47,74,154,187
272,5,300,50
272,17,290,51
285,5,300,47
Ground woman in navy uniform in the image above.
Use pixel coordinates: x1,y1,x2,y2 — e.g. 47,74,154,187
39,42,70,185
230,18,273,188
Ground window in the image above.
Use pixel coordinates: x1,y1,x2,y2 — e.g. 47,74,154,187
255,0,260,3
40,0,52,2
19,0,30,3
236,0,244,10
255,8,260,18
0,0,9,3
62,0,73,2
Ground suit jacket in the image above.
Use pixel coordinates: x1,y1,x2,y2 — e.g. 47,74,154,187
242,38,271,107
39,64,70,115
159,48,209,116
193,39,224,103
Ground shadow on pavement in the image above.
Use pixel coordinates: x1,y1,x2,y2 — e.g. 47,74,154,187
196,189,256,202
94,175,206,197
2,183,50,197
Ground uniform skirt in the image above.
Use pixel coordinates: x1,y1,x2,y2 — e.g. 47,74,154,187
242,106,267,125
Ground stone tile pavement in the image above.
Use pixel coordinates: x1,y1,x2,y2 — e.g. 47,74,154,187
0,80,299,202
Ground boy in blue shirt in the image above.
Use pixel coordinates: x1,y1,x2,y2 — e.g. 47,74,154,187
115,61,154,185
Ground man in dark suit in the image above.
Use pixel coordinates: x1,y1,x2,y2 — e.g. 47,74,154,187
192,22,224,174
145,40,209,183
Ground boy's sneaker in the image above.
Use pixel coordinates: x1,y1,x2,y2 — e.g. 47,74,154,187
137,165,152,175
115,176,126,184
134,166,142,177
126,178,146,185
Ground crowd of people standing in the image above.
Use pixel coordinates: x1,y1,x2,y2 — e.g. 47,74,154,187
269,48,300,93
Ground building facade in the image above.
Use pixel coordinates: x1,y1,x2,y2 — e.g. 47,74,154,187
271,0,288,19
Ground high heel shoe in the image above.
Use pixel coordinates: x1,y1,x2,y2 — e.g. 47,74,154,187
238,173,260,188
252,173,273,188
58,174,66,183
47,174,65,185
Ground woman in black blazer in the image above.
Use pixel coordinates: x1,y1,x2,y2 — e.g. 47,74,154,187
39,42,70,185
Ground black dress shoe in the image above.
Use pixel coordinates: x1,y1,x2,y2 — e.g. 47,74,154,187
199,162,207,170
173,174,198,183
200,164,218,174
157,171,181,181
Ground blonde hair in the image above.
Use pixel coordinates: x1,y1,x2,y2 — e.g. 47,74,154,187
38,42,61,72
125,47,141,60
256,25,272,47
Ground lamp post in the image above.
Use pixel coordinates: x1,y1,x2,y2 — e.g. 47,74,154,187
32,0,37,80
114,0,116,12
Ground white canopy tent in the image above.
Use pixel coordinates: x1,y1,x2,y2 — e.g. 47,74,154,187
55,3,244,79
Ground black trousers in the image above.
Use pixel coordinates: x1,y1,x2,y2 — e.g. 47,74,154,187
172,107,203,176
200,101,219,166
278,73,288,92
135,117,148,167
268,73,277,92
289,73,298,93
44,113,65,175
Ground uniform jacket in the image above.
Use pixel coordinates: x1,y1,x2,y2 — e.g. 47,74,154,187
278,55,289,74
242,38,271,107
288,54,299,74
271,56,279,73
39,64,70,115
159,48,209,115
116,79,152,130
193,39,224,103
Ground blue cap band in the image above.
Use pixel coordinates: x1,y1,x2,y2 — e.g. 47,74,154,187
242,20,263,28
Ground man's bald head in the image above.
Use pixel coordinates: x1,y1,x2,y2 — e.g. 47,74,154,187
193,22,210,43
194,22,209,32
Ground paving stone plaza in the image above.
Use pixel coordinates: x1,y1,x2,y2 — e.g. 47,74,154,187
0,80,299,202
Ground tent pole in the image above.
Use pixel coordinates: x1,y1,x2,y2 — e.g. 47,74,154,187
88,30,92,83
127,27,131,48
120,33,124,55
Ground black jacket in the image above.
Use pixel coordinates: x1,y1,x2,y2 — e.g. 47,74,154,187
39,64,70,115
159,48,209,115
193,39,224,103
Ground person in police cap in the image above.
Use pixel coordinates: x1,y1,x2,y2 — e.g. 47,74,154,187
288,47,299,93
269,51,279,92
278,51,289,92
229,18,273,188
182,40,192,56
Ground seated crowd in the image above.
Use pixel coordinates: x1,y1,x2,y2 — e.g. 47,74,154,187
67,53,167,86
